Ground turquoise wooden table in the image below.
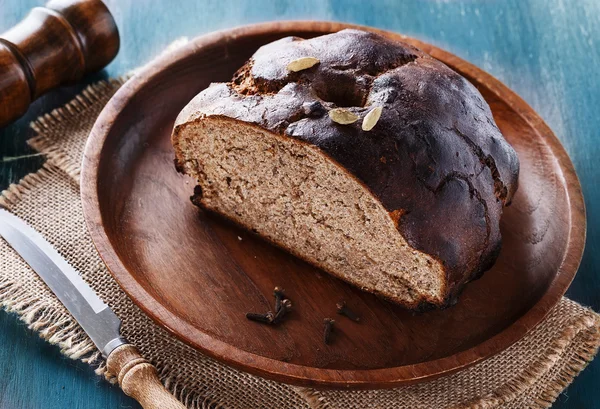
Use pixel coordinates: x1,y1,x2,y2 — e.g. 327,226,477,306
1,0,598,407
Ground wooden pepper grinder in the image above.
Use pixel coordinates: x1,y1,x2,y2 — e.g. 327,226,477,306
0,0,119,127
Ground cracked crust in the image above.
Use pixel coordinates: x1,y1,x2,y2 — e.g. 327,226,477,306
173,29,520,305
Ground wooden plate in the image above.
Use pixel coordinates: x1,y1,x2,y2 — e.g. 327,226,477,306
81,21,586,389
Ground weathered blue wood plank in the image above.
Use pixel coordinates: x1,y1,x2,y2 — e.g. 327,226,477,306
0,0,598,407
0,311,138,408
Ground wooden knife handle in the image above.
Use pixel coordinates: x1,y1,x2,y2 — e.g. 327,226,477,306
107,344,186,409
0,0,119,127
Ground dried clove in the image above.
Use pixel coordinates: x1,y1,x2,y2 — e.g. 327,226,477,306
247,287,292,326
336,301,361,322
323,318,335,345
273,286,285,313
246,311,275,324
273,299,292,323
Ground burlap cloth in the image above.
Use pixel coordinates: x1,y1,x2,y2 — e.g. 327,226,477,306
1,54,600,409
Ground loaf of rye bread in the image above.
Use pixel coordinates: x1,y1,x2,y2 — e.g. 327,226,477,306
171,29,520,309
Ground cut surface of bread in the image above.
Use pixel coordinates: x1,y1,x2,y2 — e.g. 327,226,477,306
173,115,446,307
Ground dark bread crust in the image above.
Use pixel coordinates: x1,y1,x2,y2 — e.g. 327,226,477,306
174,29,520,306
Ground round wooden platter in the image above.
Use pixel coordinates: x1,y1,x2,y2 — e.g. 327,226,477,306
81,21,586,389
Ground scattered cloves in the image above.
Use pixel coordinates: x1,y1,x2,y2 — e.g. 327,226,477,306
323,318,335,345
247,286,293,326
246,311,275,324
336,301,361,322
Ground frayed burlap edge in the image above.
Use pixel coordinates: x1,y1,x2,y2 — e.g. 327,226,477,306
3,80,126,379
294,312,600,409
0,165,229,406
28,78,129,182
460,313,600,409
0,165,105,372
295,388,331,409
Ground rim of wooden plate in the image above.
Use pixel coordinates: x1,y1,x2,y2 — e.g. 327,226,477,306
81,21,586,389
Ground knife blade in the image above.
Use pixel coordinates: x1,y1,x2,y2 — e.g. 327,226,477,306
0,208,126,357
0,208,185,409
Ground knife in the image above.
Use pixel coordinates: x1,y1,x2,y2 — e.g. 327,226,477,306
0,209,185,409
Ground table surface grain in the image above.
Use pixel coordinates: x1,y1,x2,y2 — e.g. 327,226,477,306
0,0,598,408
